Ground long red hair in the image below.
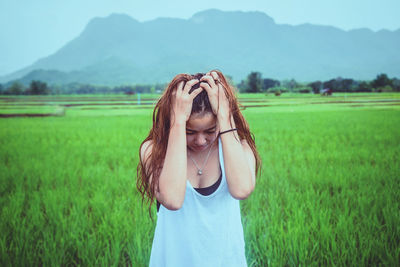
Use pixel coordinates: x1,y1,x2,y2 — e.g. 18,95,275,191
137,70,261,215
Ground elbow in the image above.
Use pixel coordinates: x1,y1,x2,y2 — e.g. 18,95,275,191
229,172,256,200
230,183,255,200
162,200,183,211
157,179,186,210
158,192,185,211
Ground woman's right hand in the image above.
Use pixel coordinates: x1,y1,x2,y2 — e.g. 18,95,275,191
171,79,203,125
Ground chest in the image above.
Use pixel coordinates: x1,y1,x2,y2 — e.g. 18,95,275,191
187,149,221,188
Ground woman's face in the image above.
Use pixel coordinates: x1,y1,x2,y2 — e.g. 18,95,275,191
186,112,218,153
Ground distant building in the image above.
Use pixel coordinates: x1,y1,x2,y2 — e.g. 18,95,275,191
320,88,332,96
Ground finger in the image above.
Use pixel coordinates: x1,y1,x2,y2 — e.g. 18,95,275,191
176,81,184,96
210,71,221,84
189,87,203,99
200,82,218,114
199,81,212,93
200,75,217,88
183,79,199,93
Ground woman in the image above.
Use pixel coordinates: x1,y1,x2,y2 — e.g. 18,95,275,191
137,70,261,266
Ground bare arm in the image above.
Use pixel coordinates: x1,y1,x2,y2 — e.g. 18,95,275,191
200,72,256,200
218,115,256,200
156,120,187,210
140,79,203,210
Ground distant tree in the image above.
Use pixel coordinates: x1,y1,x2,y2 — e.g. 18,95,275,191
7,81,24,95
96,85,111,94
134,84,151,94
236,80,247,93
0,83,3,94
49,84,62,95
308,81,322,94
29,80,49,95
61,82,79,94
155,83,166,93
342,78,356,92
246,72,263,93
372,73,391,89
322,77,356,92
76,84,95,94
293,86,312,93
114,85,135,94
323,79,336,92
356,81,372,92
392,78,400,92
224,75,234,84
282,79,298,92
262,78,280,91
379,85,394,92
267,86,287,95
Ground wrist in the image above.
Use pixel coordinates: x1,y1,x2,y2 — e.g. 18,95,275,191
171,117,186,128
169,120,186,140
217,113,230,124
171,111,187,125
219,128,237,136
218,114,235,131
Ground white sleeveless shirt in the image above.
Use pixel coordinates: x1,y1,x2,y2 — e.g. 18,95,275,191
149,138,247,267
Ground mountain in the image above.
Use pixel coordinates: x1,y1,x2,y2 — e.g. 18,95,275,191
2,9,400,85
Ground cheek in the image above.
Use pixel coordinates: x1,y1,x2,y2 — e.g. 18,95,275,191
186,135,194,144
207,132,218,143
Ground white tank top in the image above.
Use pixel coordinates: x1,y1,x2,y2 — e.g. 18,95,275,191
149,138,247,267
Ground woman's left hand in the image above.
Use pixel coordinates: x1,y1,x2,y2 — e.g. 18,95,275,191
200,72,230,120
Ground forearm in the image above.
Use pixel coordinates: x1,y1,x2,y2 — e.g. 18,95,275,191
219,115,255,199
158,121,187,209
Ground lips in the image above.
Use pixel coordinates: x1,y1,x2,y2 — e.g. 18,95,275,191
193,145,208,151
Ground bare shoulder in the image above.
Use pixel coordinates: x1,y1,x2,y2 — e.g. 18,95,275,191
140,139,161,199
140,139,153,161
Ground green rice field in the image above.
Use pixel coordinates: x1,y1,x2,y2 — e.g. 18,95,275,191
1,93,399,266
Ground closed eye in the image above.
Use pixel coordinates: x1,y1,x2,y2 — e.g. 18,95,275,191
186,126,216,135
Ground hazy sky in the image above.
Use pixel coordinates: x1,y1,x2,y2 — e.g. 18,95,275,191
1,0,399,75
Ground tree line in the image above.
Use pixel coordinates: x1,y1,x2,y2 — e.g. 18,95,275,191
0,73,399,95
238,73,400,94
0,81,166,95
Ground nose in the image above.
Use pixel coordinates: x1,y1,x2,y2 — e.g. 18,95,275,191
194,134,207,146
